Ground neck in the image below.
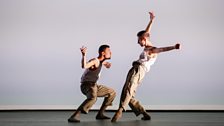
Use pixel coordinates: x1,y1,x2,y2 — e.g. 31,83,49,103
145,40,153,47
97,56,106,63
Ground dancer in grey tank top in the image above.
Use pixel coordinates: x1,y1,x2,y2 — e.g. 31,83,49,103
68,45,116,122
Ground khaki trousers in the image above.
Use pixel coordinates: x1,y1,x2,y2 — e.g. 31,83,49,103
119,63,146,116
77,82,116,113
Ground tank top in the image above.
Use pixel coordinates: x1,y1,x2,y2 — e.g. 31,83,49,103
81,58,102,83
136,48,157,72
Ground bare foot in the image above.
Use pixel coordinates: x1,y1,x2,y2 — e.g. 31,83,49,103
68,117,80,123
96,114,111,120
141,113,151,120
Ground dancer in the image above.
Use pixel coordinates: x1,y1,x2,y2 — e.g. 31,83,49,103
68,45,116,122
111,12,181,122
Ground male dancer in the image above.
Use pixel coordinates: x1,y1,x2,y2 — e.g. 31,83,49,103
68,45,116,122
111,12,181,122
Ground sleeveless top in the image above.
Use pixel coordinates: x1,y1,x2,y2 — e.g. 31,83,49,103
136,48,157,72
81,58,102,83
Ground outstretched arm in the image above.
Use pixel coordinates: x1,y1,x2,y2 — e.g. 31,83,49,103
151,43,181,53
145,12,155,33
80,46,96,69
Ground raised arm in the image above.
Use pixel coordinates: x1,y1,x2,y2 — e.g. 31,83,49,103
80,46,96,69
145,12,155,33
150,43,181,53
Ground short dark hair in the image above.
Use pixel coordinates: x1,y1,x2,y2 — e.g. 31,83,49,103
98,44,110,54
137,30,146,37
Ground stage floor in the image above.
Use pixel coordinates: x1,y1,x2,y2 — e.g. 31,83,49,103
0,111,224,126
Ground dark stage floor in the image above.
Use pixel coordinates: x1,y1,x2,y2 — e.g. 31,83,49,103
0,111,224,126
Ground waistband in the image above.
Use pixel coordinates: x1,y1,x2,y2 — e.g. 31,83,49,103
132,61,149,72
132,61,141,66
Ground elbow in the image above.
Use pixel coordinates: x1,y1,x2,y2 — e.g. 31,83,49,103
81,62,86,69
81,65,88,69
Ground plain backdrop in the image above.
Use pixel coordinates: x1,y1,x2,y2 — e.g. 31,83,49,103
1,0,224,110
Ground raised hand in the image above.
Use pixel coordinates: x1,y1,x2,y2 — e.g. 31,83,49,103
145,11,155,33
149,11,155,20
80,46,87,56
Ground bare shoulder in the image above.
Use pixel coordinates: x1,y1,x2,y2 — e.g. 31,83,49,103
88,58,97,62
86,58,98,66
145,46,157,51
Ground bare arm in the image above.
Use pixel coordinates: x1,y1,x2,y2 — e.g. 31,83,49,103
80,46,96,69
145,12,155,33
151,43,181,53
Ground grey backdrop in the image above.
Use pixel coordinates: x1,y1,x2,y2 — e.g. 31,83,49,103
1,0,224,110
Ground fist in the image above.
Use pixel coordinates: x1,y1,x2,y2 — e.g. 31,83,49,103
80,46,87,56
104,62,111,68
175,43,181,49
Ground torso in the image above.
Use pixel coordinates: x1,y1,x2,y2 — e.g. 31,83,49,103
137,47,157,72
81,58,102,83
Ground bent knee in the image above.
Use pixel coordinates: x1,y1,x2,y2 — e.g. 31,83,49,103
87,96,97,102
110,89,116,96
109,90,116,99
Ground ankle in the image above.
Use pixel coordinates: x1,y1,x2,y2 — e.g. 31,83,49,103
143,112,149,116
71,111,81,118
118,108,123,113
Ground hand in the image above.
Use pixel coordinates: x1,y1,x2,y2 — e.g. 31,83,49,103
80,46,87,56
149,11,155,20
175,43,181,49
104,62,111,68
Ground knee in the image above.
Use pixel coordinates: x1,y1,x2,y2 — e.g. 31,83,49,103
110,89,116,99
87,96,97,102
129,99,139,106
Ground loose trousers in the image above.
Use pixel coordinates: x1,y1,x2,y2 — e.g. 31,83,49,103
119,63,147,116
77,82,116,113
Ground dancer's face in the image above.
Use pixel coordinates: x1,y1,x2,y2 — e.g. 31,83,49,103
138,33,151,47
102,47,111,59
138,39,146,47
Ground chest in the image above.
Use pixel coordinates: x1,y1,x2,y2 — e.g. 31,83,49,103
139,52,157,60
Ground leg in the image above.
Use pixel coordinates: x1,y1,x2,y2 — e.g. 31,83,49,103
68,96,97,122
111,81,135,122
111,107,124,122
68,83,97,122
96,105,110,120
129,98,151,120
112,65,145,122
68,110,81,122
96,84,116,119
